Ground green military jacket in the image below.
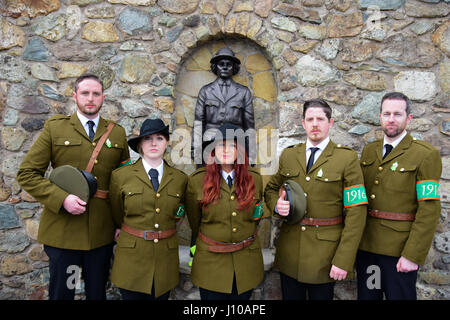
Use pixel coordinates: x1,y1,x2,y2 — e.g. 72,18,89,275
359,134,442,265
185,167,267,294
109,158,187,297
17,113,130,250
264,141,367,284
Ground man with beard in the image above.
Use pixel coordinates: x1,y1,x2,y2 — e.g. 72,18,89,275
17,74,130,300
264,99,367,300
357,92,442,300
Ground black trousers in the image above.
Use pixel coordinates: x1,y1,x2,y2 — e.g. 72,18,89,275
356,250,418,300
44,243,114,300
119,287,170,300
199,276,253,300
280,272,335,300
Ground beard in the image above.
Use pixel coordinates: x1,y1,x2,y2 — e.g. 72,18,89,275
78,104,102,116
382,124,405,138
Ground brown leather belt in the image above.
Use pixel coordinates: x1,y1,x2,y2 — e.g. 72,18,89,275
300,216,343,226
122,224,176,240
93,189,109,199
368,209,415,221
198,231,257,253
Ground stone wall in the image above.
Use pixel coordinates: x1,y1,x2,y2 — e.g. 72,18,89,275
0,0,449,300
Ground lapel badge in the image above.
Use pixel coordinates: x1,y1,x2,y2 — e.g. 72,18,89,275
317,168,323,177
106,138,112,148
390,161,398,171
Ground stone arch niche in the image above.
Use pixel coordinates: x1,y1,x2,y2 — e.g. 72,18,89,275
172,38,279,248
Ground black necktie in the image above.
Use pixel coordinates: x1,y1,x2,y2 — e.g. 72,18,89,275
306,147,319,173
87,120,95,141
149,169,159,192
227,176,233,189
383,144,393,159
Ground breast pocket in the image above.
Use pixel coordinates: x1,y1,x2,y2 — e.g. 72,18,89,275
205,99,220,122
385,164,417,193
124,187,143,215
99,141,125,171
228,100,243,123
53,137,82,166
313,173,342,201
167,187,183,217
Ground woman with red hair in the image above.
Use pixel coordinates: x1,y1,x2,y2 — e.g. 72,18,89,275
185,124,266,300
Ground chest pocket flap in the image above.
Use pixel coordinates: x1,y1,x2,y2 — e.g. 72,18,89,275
54,137,82,146
280,167,300,178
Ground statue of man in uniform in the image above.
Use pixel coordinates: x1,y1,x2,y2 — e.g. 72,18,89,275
193,47,255,165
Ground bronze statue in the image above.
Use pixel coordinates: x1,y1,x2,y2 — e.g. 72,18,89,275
193,47,255,165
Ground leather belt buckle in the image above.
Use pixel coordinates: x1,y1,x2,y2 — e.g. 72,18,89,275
143,230,155,240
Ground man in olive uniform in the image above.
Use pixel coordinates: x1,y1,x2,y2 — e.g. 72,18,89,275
357,92,442,300
264,99,367,300
17,74,130,300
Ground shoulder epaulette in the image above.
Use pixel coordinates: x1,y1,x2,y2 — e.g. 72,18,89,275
335,143,353,151
248,166,261,175
412,138,436,151
190,167,206,177
48,114,70,121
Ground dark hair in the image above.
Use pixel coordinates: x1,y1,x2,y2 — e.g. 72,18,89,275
303,99,332,120
381,92,411,115
210,58,240,76
74,74,104,92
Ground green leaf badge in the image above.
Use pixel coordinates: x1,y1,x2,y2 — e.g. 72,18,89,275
317,168,323,177
390,161,398,171
105,138,112,148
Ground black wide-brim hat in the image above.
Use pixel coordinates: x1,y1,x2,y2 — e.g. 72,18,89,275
210,47,241,65
49,165,97,203
128,118,169,153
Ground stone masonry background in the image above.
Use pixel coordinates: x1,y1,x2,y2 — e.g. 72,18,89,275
0,0,449,299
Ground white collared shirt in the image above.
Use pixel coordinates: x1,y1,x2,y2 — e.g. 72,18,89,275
221,169,235,186
77,111,100,137
305,136,330,165
142,158,164,184
383,130,407,156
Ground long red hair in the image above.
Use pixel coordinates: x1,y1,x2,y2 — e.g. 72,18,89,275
201,142,255,211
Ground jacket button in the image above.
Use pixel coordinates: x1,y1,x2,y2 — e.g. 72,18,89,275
92,142,96,147
232,212,237,217
154,239,159,243
232,228,237,233
65,141,70,145
306,177,310,181
286,173,290,176
154,224,159,229
301,226,306,231
155,208,160,213
115,144,118,147
378,166,383,171
374,180,379,185
370,194,376,199
94,159,98,164
156,193,161,198
230,195,235,200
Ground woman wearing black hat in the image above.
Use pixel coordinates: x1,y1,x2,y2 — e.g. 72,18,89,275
109,118,188,300
185,123,266,300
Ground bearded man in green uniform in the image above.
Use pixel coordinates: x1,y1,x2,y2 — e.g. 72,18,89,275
264,99,368,300
17,74,130,300
357,92,442,300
